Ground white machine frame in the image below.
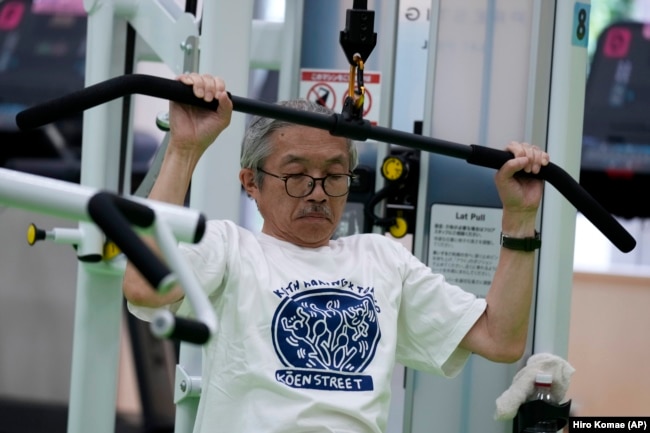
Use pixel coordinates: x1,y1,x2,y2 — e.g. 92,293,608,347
0,166,217,430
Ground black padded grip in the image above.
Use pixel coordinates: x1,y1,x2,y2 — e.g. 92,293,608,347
152,313,211,345
16,74,217,130
467,144,636,253
87,191,173,290
111,194,156,227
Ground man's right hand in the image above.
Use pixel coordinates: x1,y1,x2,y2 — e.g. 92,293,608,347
169,73,233,158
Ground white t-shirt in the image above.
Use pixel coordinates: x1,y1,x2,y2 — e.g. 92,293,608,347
129,220,486,433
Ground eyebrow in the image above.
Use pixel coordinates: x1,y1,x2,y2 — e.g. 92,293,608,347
280,154,348,167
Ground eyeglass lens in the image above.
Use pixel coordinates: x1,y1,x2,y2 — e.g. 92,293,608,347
286,174,350,197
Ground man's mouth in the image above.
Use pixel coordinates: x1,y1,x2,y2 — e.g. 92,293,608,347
302,213,327,219
298,205,332,220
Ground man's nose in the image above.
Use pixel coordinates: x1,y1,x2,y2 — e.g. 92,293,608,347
306,179,328,201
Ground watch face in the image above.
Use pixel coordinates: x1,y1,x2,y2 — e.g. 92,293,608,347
382,156,404,181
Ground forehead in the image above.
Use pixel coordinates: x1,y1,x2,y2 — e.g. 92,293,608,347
268,125,350,167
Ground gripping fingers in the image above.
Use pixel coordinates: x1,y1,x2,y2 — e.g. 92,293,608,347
506,141,548,174
526,144,549,174
178,73,225,103
521,143,535,173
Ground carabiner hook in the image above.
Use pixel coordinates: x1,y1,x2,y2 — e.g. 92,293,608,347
343,54,366,121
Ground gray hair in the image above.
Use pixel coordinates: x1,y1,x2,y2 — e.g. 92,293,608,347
240,99,359,187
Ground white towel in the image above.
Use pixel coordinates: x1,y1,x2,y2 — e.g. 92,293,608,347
494,353,575,420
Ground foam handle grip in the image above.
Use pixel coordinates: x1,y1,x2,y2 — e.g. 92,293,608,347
151,310,211,345
467,144,636,253
87,191,174,290
15,75,218,130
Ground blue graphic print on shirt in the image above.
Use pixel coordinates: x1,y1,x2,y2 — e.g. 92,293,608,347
272,287,381,391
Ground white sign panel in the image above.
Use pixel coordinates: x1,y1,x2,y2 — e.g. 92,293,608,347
392,0,431,132
299,69,381,124
428,203,502,297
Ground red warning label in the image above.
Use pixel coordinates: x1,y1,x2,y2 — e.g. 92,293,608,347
299,68,381,124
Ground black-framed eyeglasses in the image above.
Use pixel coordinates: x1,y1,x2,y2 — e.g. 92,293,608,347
257,168,354,198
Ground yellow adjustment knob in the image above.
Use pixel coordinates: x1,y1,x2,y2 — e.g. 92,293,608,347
26,223,47,246
103,241,121,260
389,217,408,239
381,156,405,181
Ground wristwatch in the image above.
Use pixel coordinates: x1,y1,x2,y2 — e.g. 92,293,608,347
500,231,541,252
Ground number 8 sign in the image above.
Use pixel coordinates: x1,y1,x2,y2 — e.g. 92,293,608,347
572,2,590,48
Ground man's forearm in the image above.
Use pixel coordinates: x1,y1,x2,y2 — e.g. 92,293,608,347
484,247,535,355
484,209,537,355
460,210,538,362
148,146,201,205
123,145,198,307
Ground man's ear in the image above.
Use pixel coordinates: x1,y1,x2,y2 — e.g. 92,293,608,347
239,168,259,198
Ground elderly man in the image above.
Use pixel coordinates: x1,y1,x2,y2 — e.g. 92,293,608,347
124,73,549,433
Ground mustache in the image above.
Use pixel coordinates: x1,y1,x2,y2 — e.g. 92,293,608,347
297,204,333,219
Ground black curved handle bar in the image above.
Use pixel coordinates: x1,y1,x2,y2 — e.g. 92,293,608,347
87,191,175,291
152,310,211,345
87,191,211,344
17,74,636,253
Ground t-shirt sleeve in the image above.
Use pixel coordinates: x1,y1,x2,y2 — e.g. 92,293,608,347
395,244,486,378
126,220,231,322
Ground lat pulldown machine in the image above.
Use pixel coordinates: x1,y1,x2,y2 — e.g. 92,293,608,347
1,2,636,433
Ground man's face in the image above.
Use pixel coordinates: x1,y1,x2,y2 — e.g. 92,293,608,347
240,125,351,248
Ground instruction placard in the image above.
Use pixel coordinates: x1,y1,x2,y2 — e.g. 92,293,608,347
299,69,381,125
428,203,502,297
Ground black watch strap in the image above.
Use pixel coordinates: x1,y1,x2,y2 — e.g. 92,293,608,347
500,231,541,252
